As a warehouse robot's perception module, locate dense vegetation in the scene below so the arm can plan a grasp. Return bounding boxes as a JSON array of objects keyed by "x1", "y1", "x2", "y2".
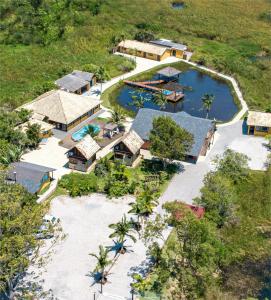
[
  {"x1": 137, "y1": 150, "x2": 271, "y2": 299},
  {"x1": 0, "y1": 0, "x2": 270, "y2": 110},
  {"x1": 0, "y1": 109, "x2": 41, "y2": 167},
  {"x1": 59, "y1": 156, "x2": 178, "y2": 198},
  {"x1": 0, "y1": 174, "x2": 46, "y2": 298}
]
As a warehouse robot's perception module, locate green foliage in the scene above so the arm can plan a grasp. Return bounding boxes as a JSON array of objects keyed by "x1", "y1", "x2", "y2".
[
  {"x1": 59, "y1": 172, "x2": 98, "y2": 197},
  {"x1": 195, "y1": 172, "x2": 236, "y2": 227},
  {"x1": 149, "y1": 116, "x2": 194, "y2": 162},
  {"x1": 0, "y1": 174, "x2": 44, "y2": 296},
  {"x1": 201, "y1": 93, "x2": 215, "y2": 118},
  {"x1": 26, "y1": 123, "x2": 41, "y2": 148},
  {"x1": 213, "y1": 149, "x2": 249, "y2": 183},
  {"x1": 134, "y1": 31, "x2": 155, "y2": 42},
  {"x1": 89, "y1": 245, "x2": 111, "y2": 282}
]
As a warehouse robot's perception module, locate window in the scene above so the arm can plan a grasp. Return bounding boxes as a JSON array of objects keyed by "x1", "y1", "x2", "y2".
[{"x1": 255, "y1": 126, "x2": 269, "y2": 132}]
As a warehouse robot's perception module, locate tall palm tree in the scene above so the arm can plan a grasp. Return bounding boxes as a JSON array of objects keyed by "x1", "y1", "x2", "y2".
[
  {"x1": 86, "y1": 125, "x2": 97, "y2": 137},
  {"x1": 108, "y1": 215, "x2": 136, "y2": 254},
  {"x1": 110, "y1": 109, "x2": 125, "y2": 125},
  {"x1": 154, "y1": 91, "x2": 167, "y2": 109},
  {"x1": 89, "y1": 245, "x2": 112, "y2": 288},
  {"x1": 202, "y1": 93, "x2": 215, "y2": 119}
]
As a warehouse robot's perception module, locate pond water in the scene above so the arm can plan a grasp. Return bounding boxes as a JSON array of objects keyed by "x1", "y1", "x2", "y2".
[
  {"x1": 117, "y1": 69, "x2": 239, "y2": 122},
  {"x1": 171, "y1": 2, "x2": 185, "y2": 9}
]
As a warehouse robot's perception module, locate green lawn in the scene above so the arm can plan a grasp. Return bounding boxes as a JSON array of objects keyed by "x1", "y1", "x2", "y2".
[{"x1": 0, "y1": 0, "x2": 270, "y2": 111}]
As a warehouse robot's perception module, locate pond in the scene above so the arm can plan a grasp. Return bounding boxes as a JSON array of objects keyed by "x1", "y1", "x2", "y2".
[
  {"x1": 171, "y1": 2, "x2": 185, "y2": 10},
  {"x1": 117, "y1": 69, "x2": 239, "y2": 122}
]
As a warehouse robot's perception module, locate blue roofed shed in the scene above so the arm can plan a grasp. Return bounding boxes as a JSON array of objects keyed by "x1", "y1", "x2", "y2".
[{"x1": 7, "y1": 162, "x2": 56, "y2": 194}]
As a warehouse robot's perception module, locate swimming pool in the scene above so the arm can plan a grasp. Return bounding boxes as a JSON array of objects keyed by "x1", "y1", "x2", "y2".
[
  {"x1": 162, "y1": 90, "x2": 173, "y2": 96},
  {"x1": 72, "y1": 124, "x2": 100, "y2": 141}
]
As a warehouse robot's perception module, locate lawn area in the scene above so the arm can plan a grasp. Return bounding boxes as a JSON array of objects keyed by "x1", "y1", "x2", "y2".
[{"x1": 0, "y1": 0, "x2": 270, "y2": 111}]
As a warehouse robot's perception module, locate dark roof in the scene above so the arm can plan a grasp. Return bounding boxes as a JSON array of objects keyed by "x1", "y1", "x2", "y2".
[
  {"x1": 71, "y1": 70, "x2": 95, "y2": 82},
  {"x1": 156, "y1": 66, "x2": 182, "y2": 78},
  {"x1": 55, "y1": 74, "x2": 88, "y2": 92},
  {"x1": 7, "y1": 162, "x2": 55, "y2": 194},
  {"x1": 150, "y1": 39, "x2": 187, "y2": 51},
  {"x1": 131, "y1": 109, "x2": 214, "y2": 158}
]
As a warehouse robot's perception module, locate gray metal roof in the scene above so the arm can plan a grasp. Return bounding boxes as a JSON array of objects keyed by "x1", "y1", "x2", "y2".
[
  {"x1": 72, "y1": 70, "x2": 95, "y2": 82},
  {"x1": 131, "y1": 109, "x2": 214, "y2": 157},
  {"x1": 150, "y1": 39, "x2": 187, "y2": 51},
  {"x1": 55, "y1": 74, "x2": 88, "y2": 92},
  {"x1": 7, "y1": 162, "x2": 55, "y2": 194},
  {"x1": 157, "y1": 66, "x2": 182, "y2": 78}
]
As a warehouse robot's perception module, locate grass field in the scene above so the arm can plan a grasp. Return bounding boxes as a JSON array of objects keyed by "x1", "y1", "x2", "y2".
[{"x1": 0, "y1": 0, "x2": 270, "y2": 110}]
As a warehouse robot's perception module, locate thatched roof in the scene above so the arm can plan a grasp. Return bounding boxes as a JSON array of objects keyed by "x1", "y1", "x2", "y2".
[
  {"x1": 28, "y1": 90, "x2": 101, "y2": 125},
  {"x1": 157, "y1": 66, "x2": 182, "y2": 77},
  {"x1": 247, "y1": 111, "x2": 271, "y2": 127},
  {"x1": 73, "y1": 135, "x2": 100, "y2": 160},
  {"x1": 118, "y1": 40, "x2": 167, "y2": 56},
  {"x1": 120, "y1": 130, "x2": 144, "y2": 154}
]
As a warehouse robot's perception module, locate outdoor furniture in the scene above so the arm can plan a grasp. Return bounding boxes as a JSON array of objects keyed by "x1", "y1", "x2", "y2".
[{"x1": 103, "y1": 123, "x2": 119, "y2": 139}]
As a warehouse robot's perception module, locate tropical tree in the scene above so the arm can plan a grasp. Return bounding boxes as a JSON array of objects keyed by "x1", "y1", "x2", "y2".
[
  {"x1": 149, "y1": 116, "x2": 194, "y2": 167},
  {"x1": 110, "y1": 109, "x2": 125, "y2": 126},
  {"x1": 129, "y1": 188, "x2": 159, "y2": 223},
  {"x1": 0, "y1": 143, "x2": 23, "y2": 166},
  {"x1": 153, "y1": 91, "x2": 167, "y2": 109},
  {"x1": 26, "y1": 123, "x2": 41, "y2": 148},
  {"x1": 95, "y1": 66, "x2": 110, "y2": 93},
  {"x1": 86, "y1": 125, "x2": 98, "y2": 138},
  {"x1": 89, "y1": 245, "x2": 111, "y2": 287},
  {"x1": 108, "y1": 215, "x2": 136, "y2": 254},
  {"x1": 129, "y1": 89, "x2": 151, "y2": 110},
  {"x1": 202, "y1": 93, "x2": 215, "y2": 118},
  {"x1": 131, "y1": 273, "x2": 152, "y2": 294}
]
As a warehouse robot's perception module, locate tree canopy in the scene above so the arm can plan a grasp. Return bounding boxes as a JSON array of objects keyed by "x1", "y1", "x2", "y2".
[{"x1": 149, "y1": 116, "x2": 193, "y2": 162}]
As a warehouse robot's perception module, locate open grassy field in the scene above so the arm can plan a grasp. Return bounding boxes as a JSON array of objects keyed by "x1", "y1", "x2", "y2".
[{"x1": 0, "y1": 0, "x2": 270, "y2": 110}]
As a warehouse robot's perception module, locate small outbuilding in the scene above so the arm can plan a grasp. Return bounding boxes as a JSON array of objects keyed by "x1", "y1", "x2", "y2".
[
  {"x1": 156, "y1": 66, "x2": 182, "y2": 81},
  {"x1": 6, "y1": 162, "x2": 56, "y2": 194},
  {"x1": 113, "y1": 130, "x2": 144, "y2": 166},
  {"x1": 55, "y1": 70, "x2": 96, "y2": 95},
  {"x1": 247, "y1": 111, "x2": 271, "y2": 136},
  {"x1": 67, "y1": 135, "x2": 101, "y2": 172}
]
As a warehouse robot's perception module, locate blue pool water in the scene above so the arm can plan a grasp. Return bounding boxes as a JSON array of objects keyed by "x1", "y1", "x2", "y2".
[
  {"x1": 162, "y1": 90, "x2": 173, "y2": 96},
  {"x1": 72, "y1": 124, "x2": 100, "y2": 141},
  {"x1": 117, "y1": 69, "x2": 239, "y2": 122}
]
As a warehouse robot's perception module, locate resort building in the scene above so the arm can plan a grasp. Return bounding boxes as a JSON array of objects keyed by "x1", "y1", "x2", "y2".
[
  {"x1": 25, "y1": 90, "x2": 101, "y2": 131},
  {"x1": 247, "y1": 111, "x2": 271, "y2": 136},
  {"x1": 67, "y1": 135, "x2": 101, "y2": 172},
  {"x1": 131, "y1": 109, "x2": 215, "y2": 162},
  {"x1": 6, "y1": 162, "x2": 56, "y2": 194},
  {"x1": 117, "y1": 39, "x2": 190, "y2": 61},
  {"x1": 113, "y1": 130, "x2": 144, "y2": 166},
  {"x1": 55, "y1": 70, "x2": 96, "y2": 94}
]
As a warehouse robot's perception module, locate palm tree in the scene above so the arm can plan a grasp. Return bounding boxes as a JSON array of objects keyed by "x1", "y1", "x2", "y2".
[
  {"x1": 108, "y1": 215, "x2": 136, "y2": 254},
  {"x1": 110, "y1": 109, "x2": 125, "y2": 125},
  {"x1": 202, "y1": 93, "x2": 215, "y2": 119},
  {"x1": 86, "y1": 125, "x2": 97, "y2": 137},
  {"x1": 153, "y1": 91, "x2": 167, "y2": 109},
  {"x1": 129, "y1": 188, "x2": 159, "y2": 223},
  {"x1": 89, "y1": 245, "x2": 112, "y2": 289},
  {"x1": 96, "y1": 66, "x2": 110, "y2": 94}
]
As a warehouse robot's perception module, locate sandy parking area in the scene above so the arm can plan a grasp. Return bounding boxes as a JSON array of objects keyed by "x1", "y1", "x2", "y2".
[{"x1": 24, "y1": 194, "x2": 147, "y2": 300}]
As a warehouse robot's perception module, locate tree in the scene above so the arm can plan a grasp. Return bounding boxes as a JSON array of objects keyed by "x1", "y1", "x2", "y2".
[
  {"x1": 149, "y1": 116, "x2": 194, "y2": 166},
  {"x1": 0, "y1": 173, "x2": 44, "y2": 298},
  {"x1": 108, "y1": 215, "x2": 136, "y2": 254},
  {"x1": 195, "y1": 172, "x2": 236, "y2": 227},
  {"x1": 134, "y1": 31, "x2": 155, "y2": 42},
  {"x1": 26, "y1": 123, "x2": 41, "y2": 148},
  {"x1": 129, "y1": 187, "x2": 159, "y2": 223},
  {"x1": 110, "y1": 109, "x2": 125, "y2": 125},
  {"x1": 89, "y1": 245, "x2": 111, "y2": 288},
  {"x1": 153, "y1": 92, "x2": 167, "y2": 109},
  {"x1": 202, "y1": 93, "x2": 215, "y2": 118},
  {"x1": 213, "y1": 149, "x2": 249, "y2": 183},
  {"x1": 86, "y1": 125, "x2": 98, "y2": 138}
]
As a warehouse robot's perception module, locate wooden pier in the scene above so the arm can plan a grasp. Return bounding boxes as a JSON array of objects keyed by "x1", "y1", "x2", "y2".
[{"x1": 123, "y1": 80, "x2": 184, "y2": 102}]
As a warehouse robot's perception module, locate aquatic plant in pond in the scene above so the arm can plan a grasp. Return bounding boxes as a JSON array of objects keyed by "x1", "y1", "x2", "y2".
[{"x1": 117, "y1": 69, "x2": 238, "y2": 122}]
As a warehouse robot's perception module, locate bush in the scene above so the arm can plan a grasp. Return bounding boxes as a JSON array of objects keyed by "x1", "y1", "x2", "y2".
[
  {"x1": 117, "y1": 59, "x2": 136, "y2": 72},
  {"x1": 59, "y1": 173, "x2": 98, "y2": 197},
  {"x1": 134, "y1": 31, "x2": 155, "y2": 42}
]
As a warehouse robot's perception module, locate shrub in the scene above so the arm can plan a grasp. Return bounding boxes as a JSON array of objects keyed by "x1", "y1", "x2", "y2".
[
  {"x1": 134, "y1": 31, "x2": 155, "y2": 42},
  {"x1": 59, "y1": 173, "x2": 98, "y2": 197},
  {"x1": 117, "y1": 59, "x2": 136, "y2": 72}
]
